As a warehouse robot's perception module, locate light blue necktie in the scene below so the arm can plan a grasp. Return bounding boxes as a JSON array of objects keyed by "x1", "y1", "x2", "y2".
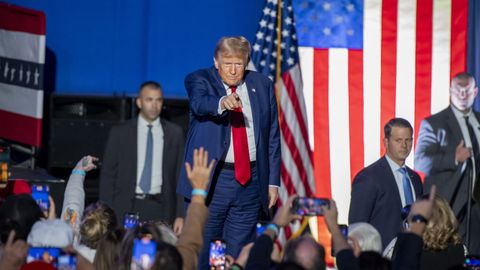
[
  {"x1": 399, "y1": 167, "x2": 414, "y2": 205},
  {"x1": 139, "y1": 124, "x2": 153, "y2": 194}
]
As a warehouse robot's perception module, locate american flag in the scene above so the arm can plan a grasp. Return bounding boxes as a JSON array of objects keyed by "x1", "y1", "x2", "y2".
[
  {"x1": 0, "y1": 3, "x2": 46, "y2": 147},
  {"x1": 251, "y1": 0, "x2": 315, "y2": 243},
  {"x1": 293, "y1": 0, "x2": 468, "y2": 259}
]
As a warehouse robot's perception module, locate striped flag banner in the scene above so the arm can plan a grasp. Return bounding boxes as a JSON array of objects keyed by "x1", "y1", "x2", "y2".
[
  {"x1": 0, "y1": 3, "x2": 46, "y2": 147},
  {"x1": 294, "y1": 0, "x2": 468, "y2": 258},
  {"x1": 251, "y1": 0, "x2": 315, "y2": 246}
]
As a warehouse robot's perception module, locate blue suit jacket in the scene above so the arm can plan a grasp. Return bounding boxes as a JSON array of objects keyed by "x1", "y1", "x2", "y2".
[
  {"x1": 348, "y1": 156, "x2": 423, "y2": 248},
  {"x1": 176, "y1": 66, "x2": 281, "y2": 211}
]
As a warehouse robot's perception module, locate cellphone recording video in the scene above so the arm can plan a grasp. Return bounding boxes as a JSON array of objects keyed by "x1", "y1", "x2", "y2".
[
  {"x1": 124, "y1": 212, "x2": 140, "y2": 229},
  {"x1": 331, "y1": 224, "x2": 348, "y2": 257},
  {"x1": 292, "y1": 197, "x2": 330, "y2": 216},
  {"x1": 58, "y1": 252, "x2": 77, "y2": 270},
  {"x1": 131, "y1": 237, "x2": 157, "y2": 270},
  {"x1": 465, "y1": 255, "x2": 480, "y2": 269},
  {"x1": 31, "y1": 184, "x2": 50, "y2": 212},
  {"x1": 256, "y1": 222, "x2": 268, "y2": 237},
  {"x1": 27, "y1": 247, "x2": 62, "y2": 267},
  {"x1": 209, "y1": 239, "x2": 226, "y2": 270}
]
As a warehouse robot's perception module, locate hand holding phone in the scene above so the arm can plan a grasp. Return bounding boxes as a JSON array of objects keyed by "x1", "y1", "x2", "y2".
[
  {"x1": 209, "y1": 239, "x2": 226, "y2": 270},
  {"x1": 292, "y1": 197, "x2": 330, "y2": 216}
]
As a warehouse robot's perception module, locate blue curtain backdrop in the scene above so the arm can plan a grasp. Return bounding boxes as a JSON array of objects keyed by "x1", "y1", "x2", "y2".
[
  {"x1": 4, "y1": 0, "x2": 265, "y2": 97},
  {"x1": 470, "y1": 0, "x2": 480, "y2": 111}
]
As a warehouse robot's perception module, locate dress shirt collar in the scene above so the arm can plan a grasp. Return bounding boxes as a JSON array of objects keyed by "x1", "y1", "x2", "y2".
[
  {"x1": 385, "y1": 154, "x2": 405, "y2": 172},
  {"x1": 138, "y1": 115, "x2": 161, "y2": 128},
  {"x1": 451, "y1": 104, "x2": 473, "y2": 118}
]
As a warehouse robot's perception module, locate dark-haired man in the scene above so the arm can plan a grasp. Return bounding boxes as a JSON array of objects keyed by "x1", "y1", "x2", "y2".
[
  {"x1": 100, "y1": 81, "x2": 184, "y2": 233},
  {"x1": 415, "y1": 72, "x2": 480, "y2": 253},
  {"x1": 349, "y1": 118, "x2": 423, "y2": 248}
]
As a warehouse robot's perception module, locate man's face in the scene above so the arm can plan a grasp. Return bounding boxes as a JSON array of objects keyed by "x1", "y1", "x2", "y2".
[
  {"x1": 136, "y1": 87, "x2": 163, "y2": 122},
  {"x1": 450, "y1": 77, "x2": 478, "y2": 112},
  {"x1": 384, "y1": 126, "x2": 413, "y2": 166},
  {"x1": 214, "y1": 54, "x2": 246, "y2": 86}
]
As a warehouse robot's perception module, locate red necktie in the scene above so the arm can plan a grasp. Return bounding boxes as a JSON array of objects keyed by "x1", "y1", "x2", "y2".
[{"x1": 230, "y1": 86, "x2": 251, "y2": 185}]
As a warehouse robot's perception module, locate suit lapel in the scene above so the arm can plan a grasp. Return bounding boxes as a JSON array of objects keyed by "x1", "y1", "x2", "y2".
[
  {"x1": 446, "y1": 107, "x2": 464, "y2": 143},
  {"x1": 160, "y1": 119, "x2": 169, "y2": 187},
  {"x1": 130, "y1": 119, "x2": 139, "y2": 190},
  {"x1": 210, "y1": 67, "x2": 228, "y2": 96},
  {"x1": 245, "y1": 72, "x2": 260, "y2": 146}
]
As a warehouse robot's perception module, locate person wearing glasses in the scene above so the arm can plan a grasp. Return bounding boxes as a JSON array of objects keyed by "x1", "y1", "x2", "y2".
[
  {"x1": 349, "y1": 118, "x2": 423, "y2": 249},
  {"x1": 415, "y1": 72, "x2": 480, "y2": 254}
]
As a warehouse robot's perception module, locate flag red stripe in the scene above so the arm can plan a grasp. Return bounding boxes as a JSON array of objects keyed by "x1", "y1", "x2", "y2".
[
  {"x1": 313, "y1": 49, "x2": 332, "y2": 198},
  {"x1": 0, "y1": 2, "x2": 46, "y2": 35},
  {"x1": 348, "y1": 50, "x2": 364, "y2": 181},
  {"x1": 450, "y1": 0, "x2": 468, "y2": 79},
  {"x1": 380, "y1": 0, "x2": 398, "y2": 155},
  {"x1": 414, "y1": 0, "x2": 433, "y2": 148},
  {"x1": 280, "y1": 162, "x2": 299, "y2": 195},
  {"x1": 282, "y1": 72, "x2": 314, "y2": 163},
  {"x1": 279, "y1": 109, "x2": 314, "y2": 196},
  {"x1": 0, "y1": 110, "x2": 42, "y2": 147}
]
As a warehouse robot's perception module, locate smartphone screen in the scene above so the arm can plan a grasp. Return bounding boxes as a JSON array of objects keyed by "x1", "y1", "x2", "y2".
[
  {"x1": 131, "y1": 237, "x2": 157, "y2": 270},
  {"x1": 27, "y1": 247, "x2": 62, "y2": 267},
  {"x1": 465, "y1": 255, "x2": 480, "y2": 268},
  {"x1": 209, "y1": 239, "x2": 226, "y2": 270},
  {"x1": 31, "y1": 184, "x2": 50, "y2": 212},
  {"x1": 58, "y1": 252, "x2": 77, "y2": 270},
  {"x1": 256, "y1": 222, "x2": 268, "y2": 237},
  {"x1": 124, "y1": 212, "x2": 140, "y2": 229},
  {"x1": 292, "y1": 197, "x2": 330, "y2": 216}
]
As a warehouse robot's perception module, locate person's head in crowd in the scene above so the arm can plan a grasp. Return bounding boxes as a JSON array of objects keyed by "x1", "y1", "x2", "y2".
[
  {"x1": 422, "y1": 194, "x2": 462, "y2": 251},
  {"x1": 79, "y1": 201, "x2": 117, "y2": 250},
  {"x1": 27, "y1": 219, "x2": 73, "y2": 247},
  {"x1": 358, "y1": 251, "x2": 391, "y2": 270},
  {"x1": 383, "y1": 118, "x2": 413, "y2": 166},
  {"x1": 94, "y1": 228, "x2": 125, "y2": 270},
  {"x1": 0, "y1": 194, "x2": 43, "y2": 244},
  {"x1": 213, "y1": 36, "x2": 250, "y2": 86},
  {"x1": 118, "y1": 222, "x2": 182, "y2": 270},
  {"x1": 283, "y1": 235, "x2": 326, "y2": 270},
  {"x1": 450, "y1": 72, "x2": 478, "y2": 113},
  {"x1": 348, "y1": 222, "x2": 383, "y2": 257},
  {"x1": 155, "y1": 221, "x2": 178, "y2": 245},
  {"x1": 136, "y1": 81, "x2": 164, "y2": 123}
]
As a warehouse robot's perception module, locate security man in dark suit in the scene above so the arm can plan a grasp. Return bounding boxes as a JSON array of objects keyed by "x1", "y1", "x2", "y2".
[
  {"x1": 349, "y1": 118, "x2": 423, "y2": 248},
  {"x1": 99, "y1": 81, "x2": 185, "y2": 234}
]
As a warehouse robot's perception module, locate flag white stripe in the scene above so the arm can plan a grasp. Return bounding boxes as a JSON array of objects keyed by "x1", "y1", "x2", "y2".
[
  {"x1": 0, "y1": 82, "x2": 43, "y2": 118},
  {"x1": 396, "y1": 0, "x2": 417, "y2": 168},
  {"x1": 288, "y1": 65, "x2": 309, "y2": 128},
  {"x1": 0, "y1": 30, "x2": 46, "y2": 64},
  {"x1": 430, "y1": 0, "x2": 452, "y2": 114},
  {"x1": 328, "y1": 49, "x2": 351, "y2": 224},
  {"x1": 363, "y1": 0, "x2": 382, "y2": 166},
  {"x1": 280, "y1": 134, "x2": 307, "y2": 196},
  {"x1": 298, "y1": 47, "x2": 315, "y2": 151}
]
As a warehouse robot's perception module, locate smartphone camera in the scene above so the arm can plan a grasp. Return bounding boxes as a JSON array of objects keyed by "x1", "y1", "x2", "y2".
[
  {"x1": 124, "y1": 212, "x2": 140, "y2": 229},
  {"x1": 131, "y1": 237, "x2": 157, "y2": 270},
  {"x1": 31, "y1": 184, "x2": 50, "y2": 212},
  {"x1": 292, "y1": 197, "x2": 330, "y2": 216},
  {"x1": 209, "y1": 239, "x2": 226, "y2": 270}
]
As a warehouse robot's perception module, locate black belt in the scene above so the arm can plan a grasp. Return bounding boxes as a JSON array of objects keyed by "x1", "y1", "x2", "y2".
[
  {"x1": 219, "y1": 161, "x2": 256, "y2": 170},
  {"x1": 135, "y1": 193, "x2": 161, "y2": 200}
]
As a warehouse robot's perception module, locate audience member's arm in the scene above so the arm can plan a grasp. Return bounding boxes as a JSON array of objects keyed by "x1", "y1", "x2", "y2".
[
  {"x1": 176, "y1": 147, "x2": 214, "y2": 270},
  {"x1": 0, "y1": 231, "x2": 28, "y2": 270},
  {"x1": 60, "y1": 156, "x2": 98, "y2": 231},
  {"x1": 322, "y1": 200, "x2": 360, "y2": 270},
  {"x1": 244, "y1": 195, "x2": 301, "y2": 270}
]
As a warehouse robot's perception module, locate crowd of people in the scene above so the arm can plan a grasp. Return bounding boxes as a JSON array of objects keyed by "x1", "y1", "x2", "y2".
[{"x1": 0, "y1": 36, "x2": 479, "y2": 270}]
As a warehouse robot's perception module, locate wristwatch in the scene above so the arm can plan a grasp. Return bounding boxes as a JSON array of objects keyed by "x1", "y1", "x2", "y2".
[{"x1": 410, "y1": 214, "x2": 428, "y2": 224}]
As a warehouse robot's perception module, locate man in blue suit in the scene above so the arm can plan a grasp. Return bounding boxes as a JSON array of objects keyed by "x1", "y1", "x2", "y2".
[
  {"x1": 349, "y1": 118, "x2": 423, "y2": 248},
  {"x1": 176, "y1": 36, "x2": 280, "y2": 269}
]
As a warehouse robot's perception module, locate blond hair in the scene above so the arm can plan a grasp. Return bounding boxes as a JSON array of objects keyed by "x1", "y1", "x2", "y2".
[
  {"x1": 422, "y1": 195, "x2": 462, "y2": 250},
  {"x1": 214, "y1": 36, "x2": 251, "y2": 63}
]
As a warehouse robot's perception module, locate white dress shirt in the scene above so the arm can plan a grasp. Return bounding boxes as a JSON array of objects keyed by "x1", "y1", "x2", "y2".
[
  {"x1": 136, "y1": 115, "x2": 164, "y2": 194},
  {"x1": 218, "y1": 81, "x2": 256, "y2": 162},
  {"x1": 385, "y1": 154, "x2": 417, "y2": 207}
]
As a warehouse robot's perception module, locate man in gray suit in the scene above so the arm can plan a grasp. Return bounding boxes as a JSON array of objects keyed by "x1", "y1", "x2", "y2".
[
  {"x1": 99, "y1": 81, "x2": 184, "y2": 234},
  {"x1": 415, "y1": 72, "x2": 480, "y2": 254}
]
